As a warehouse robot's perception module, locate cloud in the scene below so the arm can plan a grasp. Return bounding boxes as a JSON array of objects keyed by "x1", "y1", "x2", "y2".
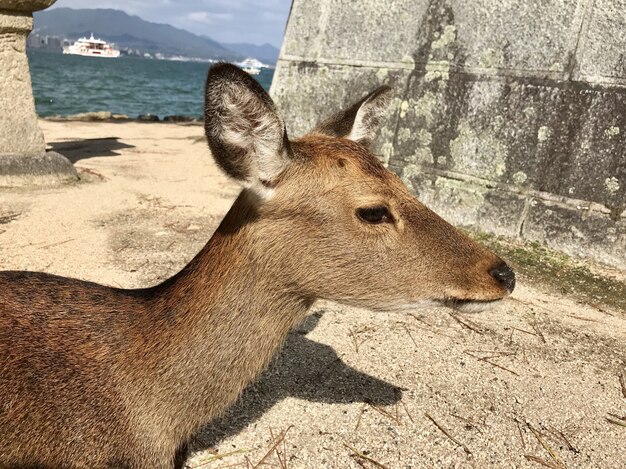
[
  {"x1": 187, "y1": 11, "x2": 209, "y2": 23},
  {"x1": 50, "y1": 0, "x2": 291, "y2": 47},
  {"x1": 187, "y1": 11, "x2": 233, "y2": 25}
]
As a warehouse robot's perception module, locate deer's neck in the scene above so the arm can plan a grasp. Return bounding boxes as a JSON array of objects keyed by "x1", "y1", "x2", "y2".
[{"x1": 127, "y1": 192, "x2": 311, "y2": 442}]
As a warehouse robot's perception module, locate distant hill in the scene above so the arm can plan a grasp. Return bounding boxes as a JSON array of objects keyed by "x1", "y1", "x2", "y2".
[
  {"x1": 33, "y1": 8, "x2": 242, "y2": 60},
  {"x1": 222, "y1": 42, "x2": 280, "y2": 65}
]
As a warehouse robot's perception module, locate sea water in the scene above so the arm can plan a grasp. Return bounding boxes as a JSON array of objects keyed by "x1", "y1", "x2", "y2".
[{"x1": 28, "y1": 50, "x2": 275, "y2": 118}]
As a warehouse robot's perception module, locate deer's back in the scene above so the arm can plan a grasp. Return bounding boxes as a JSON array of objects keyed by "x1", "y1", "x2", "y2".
[{"x1": 0, "y1": 271, "x2": 151, "y2": 467}]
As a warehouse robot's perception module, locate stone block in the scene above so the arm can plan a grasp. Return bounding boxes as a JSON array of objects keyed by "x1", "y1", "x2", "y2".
[
  {"x1": 575, "y1": 0, "x2": 626, "y2": 85},
  {"x1": 399, "y1": 168, "x2": 526, "y2": 238},
  {"x1": 523, "y1": 198, "x2": 626, "y2": 269},
  {"x1": 282, "y1": 0, "x2": 429, "y2": 64}
]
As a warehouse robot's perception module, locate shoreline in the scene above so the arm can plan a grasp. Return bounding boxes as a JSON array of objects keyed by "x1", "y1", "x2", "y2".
[{"x1": 42, "y1": 112, "x2": 203, "y2": 123}]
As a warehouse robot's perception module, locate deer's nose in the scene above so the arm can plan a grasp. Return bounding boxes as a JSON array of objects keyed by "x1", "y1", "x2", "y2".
[{"x1": 489, "y1": 262, "x2": 516, "y2": 293}]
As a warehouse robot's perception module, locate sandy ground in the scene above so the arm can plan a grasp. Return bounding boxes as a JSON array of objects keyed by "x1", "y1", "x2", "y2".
[{"x1": 1, "y1": 120, "x2": 624, "y2": 469}]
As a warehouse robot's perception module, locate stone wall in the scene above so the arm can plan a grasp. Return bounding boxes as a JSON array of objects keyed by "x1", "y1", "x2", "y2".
[{"x1": 270, "y1": 0, "x2": 626, "y2": 269}]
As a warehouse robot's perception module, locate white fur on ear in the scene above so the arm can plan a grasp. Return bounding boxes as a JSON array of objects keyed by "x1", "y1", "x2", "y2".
[
  {"x1": 311, "y1": 86, "x2": 393, "y2": 147},
  {"x1": 220, "y1": 83, "x2": 290, "y2": 185},
  {"x1": 347, "y1": 88, "x2": 393, "y2": 145},
  {"x1": 204, "y1": 63, "x2": 292, "y2": 199}
]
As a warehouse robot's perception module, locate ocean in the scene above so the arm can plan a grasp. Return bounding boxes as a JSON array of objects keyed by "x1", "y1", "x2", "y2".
[{"x1": 27, "y1": 50, "x2": 275, "y2": 118}]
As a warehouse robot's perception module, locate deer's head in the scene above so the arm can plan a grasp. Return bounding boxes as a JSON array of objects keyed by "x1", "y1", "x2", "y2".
[{"x1": 204, "y1": 64, "x2": 514, "y2": 313}]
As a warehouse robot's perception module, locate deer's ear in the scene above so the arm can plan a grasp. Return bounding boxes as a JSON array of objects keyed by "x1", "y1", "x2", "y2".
[
  {"x1": 312, "y1": 86, "x2": 392, "y2": 147},
  {"x1": 204, "y1": 63, "x2": 291, "y2": 195}
]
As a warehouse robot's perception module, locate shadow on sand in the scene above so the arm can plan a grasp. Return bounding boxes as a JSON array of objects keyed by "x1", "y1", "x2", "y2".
[
  {"x1": 47, "y1": 138, "x2": 135, "y2": 163},
  {"x1": 194, "y1": 311, "x2": 402, "y2": 449}
]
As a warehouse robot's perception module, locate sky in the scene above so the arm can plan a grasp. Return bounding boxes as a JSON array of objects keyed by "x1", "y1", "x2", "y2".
[{"x1": 50, "y1": 0, "x2": 292, "y2": 47}]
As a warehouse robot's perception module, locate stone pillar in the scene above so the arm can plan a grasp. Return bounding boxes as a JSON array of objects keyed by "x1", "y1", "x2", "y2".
[{"x1": 0, "y1": 0, "x2": 76, "y2": 186}]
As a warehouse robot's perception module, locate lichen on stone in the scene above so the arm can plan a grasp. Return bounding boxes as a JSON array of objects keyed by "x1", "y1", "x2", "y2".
[
  {"x1": 537, "y1": 126, "x2": 551, "y2": 142},
  {"x1": 413, "y1": 147, "x2": 433, "y2": 165},
  {"x1": 479, "y1": 48, "x2": 503, "y2": 68},
  {"x1": 449, "y1": 120, "x2": 507, "y2": 179},
  {"x1": 401, "y1": 55, "x2": 414, "y2": 66},
  {"x1": 512, "y1": 171, "x2": 528, "y2": 184},
  {"x1": 523, "y1": 106, "x2": 536, "y2": 119},
  {"x1": 416, "y1": 128, "x2": 432, "y2": 147},
  {"x1": 397, "y1": 127, "x2": 412, "y2": 143},
  {"x1": 604, "y1": 176, "x2": 620, "y2": 194},
  {"x1": 399, "y1": 100, "x2": 409, "y2": 118},
  {"x1": 376, "y1": 67, "x2": 389, "y2": 82},
  {"x1": 424, "y1": 68, "x2": 450, "y2": 82},
  {"x1": 413, "y1": 92, "x2": 437, "y2": 126},
  {"x1": 431, "y1": 25, "x2": 457, "y2": 50}
]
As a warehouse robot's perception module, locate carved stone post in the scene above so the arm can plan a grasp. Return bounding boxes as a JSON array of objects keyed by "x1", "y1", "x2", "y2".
[{"x1": 0, "y1": 0, "x2": 76, "y2": 186}]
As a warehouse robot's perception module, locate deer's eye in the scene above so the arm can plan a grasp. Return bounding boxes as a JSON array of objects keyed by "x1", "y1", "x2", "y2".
[{"x1": 357, "y1": 206, "x2": 393, "y2": 224}]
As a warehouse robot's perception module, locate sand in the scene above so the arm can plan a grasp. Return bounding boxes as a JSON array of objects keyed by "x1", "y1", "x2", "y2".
[{"x1": 0, "y1": 120, "x2": 624, "y2": 468}]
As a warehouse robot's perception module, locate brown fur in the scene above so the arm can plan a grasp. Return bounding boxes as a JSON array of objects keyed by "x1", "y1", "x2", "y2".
[{"x1": 0, "y1": 64, "x2": 513, "y2": 468}]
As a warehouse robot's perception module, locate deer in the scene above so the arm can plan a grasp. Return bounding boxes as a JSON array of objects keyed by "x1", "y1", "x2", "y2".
[{"x1": 0, "y1": 63, "x2": 515, "y2": 469}]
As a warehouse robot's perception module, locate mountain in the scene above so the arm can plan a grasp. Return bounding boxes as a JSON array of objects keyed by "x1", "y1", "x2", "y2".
[
  {"x1": 33, "y1": 8, "x2": 242, "y2": 60},
  {"x1": 222, "y1": 42, "x2": 280, "y2": 65}
]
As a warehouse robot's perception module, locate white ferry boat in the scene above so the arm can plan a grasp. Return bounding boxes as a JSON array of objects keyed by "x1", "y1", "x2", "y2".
[
  {"x1": 63, "y1": 34, "x2": 120, "y2": 58},
  {"x1": 238, "y1": 58, "x2": 264, "y2": 75}
]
